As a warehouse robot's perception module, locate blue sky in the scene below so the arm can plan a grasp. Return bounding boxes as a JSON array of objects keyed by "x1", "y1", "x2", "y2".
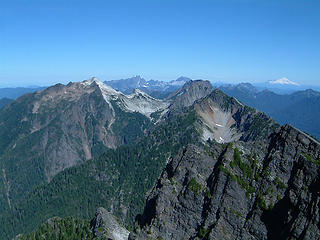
[{"x1": 0, "y1": 0, "x2": 319, "y2": 87}]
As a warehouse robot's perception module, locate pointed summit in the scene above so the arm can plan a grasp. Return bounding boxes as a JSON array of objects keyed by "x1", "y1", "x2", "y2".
[{"x1": 168, "y1": 80, "x2": 213, "y2": 109}]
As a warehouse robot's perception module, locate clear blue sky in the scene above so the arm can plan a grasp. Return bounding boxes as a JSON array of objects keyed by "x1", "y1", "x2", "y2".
[{"x1": 1, "y1": 0, "x2": 319, "y2": 87}]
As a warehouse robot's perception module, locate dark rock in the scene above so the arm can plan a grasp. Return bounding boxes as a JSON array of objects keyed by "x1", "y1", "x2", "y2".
[
  {"x1": 168, "y1": 80, "x2": 213, "y2": 109},
  {"x1": 134, "y1": 124, "x2": 320, "y2": 239}
]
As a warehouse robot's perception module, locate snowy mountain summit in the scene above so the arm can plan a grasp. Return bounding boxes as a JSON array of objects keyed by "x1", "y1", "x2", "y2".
[{"x1": 269, "y1": 77, "x2": 300, "y2": 86}]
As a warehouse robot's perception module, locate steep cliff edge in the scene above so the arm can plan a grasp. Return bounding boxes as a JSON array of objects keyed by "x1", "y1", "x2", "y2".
[{"x1": 131, "y1": 124, "x2": 320, "y2": 239}]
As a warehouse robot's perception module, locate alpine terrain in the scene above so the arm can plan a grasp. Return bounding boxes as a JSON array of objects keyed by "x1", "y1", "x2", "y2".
[
  {"x1": 0, "y1": 78, "x2": 319, "y2": 240},
  {"x1": 219, "y1": 83, "x2": 320, "y2": 140}
]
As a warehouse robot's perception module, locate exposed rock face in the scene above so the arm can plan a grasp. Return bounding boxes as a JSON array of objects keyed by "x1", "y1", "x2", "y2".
[
  {"x1": 31, "y1": 81, "x2": 117, "y2": 178},
  {"x1": 131, "y1": 124, "x2": 320, "y2": 239},
  {"x1": 195, "y1": 89, "x2": 278, "y2": 144},
  {"x1": 91, "y1": 207, "x2": 130, "y2": 240},
  {"x1": 0, "y1": 78, "x2": 169, "y2": 210},
  {"x1": 168, "y1": 80, "x2": 213, "y2": 109}
]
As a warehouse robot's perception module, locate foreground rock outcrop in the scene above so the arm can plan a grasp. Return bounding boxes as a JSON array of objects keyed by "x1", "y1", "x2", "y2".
[{"x1": 130, "y1": 124, "x2": 320, "y2": 239}]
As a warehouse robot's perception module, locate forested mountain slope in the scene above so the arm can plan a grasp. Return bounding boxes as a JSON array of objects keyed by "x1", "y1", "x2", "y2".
[{"x1": 0, "y1": 98, "x2": 13, "y2": 109}]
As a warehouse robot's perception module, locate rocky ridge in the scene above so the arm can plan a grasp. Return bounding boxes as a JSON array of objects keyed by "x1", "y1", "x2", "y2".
[
  {"x1": 130, "y1": 123, "x2": 320, "y2": 239},
  {"x1": 168, "y1": 80, "x2": 213, "y2": 109}
]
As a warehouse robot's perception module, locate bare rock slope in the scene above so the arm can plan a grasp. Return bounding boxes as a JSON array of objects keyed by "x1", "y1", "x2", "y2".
[
  {"x1": 130, "y1": 125, "x2": 320, "y2": 239},
  {"x1": 128, "y1": 85, "x2": 320, "y2": 240}
]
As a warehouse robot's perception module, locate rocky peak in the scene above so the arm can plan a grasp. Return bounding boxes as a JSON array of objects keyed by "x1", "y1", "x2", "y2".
[
  {"x1": 235, "y1": 82, "x2": 258, "y2": 93},
  {"x1": 169, "y1": 76, "x2": 192, "y2": 86},
  {"x1": 104, "y1": 75, "x2": 147, "y2": 93},
  {"x1": 131, "y1": 88, "x2": 153, "y2": 98},
  {"x1": 168, "y1": 80, "x2": 213, "y2": 109},
  {"x1": 131, "y1": 120, "x2": 320, "y2": 239},
  {"x1": 194, "y1": 89, "x2": 278, "y2": 143},
  {"x1": 131, "y1": 75, "x2": 145, "y2": 82}
]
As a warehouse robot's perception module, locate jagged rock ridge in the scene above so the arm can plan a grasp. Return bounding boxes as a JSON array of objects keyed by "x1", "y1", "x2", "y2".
[{"x1": 131, "y1": 123, "x2": 320, "y2": 239}]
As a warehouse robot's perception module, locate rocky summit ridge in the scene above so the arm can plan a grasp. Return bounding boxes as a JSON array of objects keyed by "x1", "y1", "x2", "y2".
[{"x1": 130, "y1": 123, "x2": 320, "y2": 239}]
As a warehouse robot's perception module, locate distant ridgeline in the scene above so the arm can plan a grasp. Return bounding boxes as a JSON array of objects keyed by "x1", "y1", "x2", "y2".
[
  {"x1": 0, "y1": 98, "x2": 13, "y2": 109},
  {"x1": 218, "y1": 83, "x2": 320, "y2": 140},
  {"x1": 0, "y1": 86, "x2": 45, "y2": 99}
]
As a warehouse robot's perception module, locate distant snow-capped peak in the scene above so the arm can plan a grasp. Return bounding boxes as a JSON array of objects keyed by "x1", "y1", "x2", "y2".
[{"x1": 269, "y1": 77, "x2": 300, "y2": 86}]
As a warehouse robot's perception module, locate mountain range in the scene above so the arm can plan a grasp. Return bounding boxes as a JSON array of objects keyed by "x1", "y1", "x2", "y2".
[
  {"x1": 0, "y1": 78, "x2": 319, "y2": 239},
  {"x1": 104, "y1": 75, "x2": 191, "y2": 98},
  {"x1": 251, "y1": 77, "x2": 320, "y2": 94},
  {"x1": 218, "y1": 83, "x2": 320, "y2": 140},
  {"x1": 0, "y1": 86, "x2": 45, "y2": 100},
  {"x1": 0, "y1": 98, "x2": 13, "y2": 109}
]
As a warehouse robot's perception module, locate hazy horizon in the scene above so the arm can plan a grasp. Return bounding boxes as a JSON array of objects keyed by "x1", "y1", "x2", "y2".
[{"x1": 1, "y1": 75, "x2": 320, "y2": 89}]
